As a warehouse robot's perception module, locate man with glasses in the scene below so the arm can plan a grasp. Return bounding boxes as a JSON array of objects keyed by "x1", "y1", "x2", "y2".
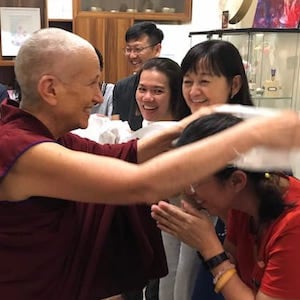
[{"x1": 112, "y1": 22, "x2": 164, "y2": 131}]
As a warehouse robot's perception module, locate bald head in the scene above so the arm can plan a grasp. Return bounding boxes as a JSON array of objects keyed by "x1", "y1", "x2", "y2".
[{"x1": 15, "y1": 28, "x2": 96, "y2": 102}]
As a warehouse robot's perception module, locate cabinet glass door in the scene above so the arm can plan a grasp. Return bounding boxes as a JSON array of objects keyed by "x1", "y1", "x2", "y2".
[
  {"x1": 248, "y1": 32, "x2": 297, "y2": 109},
  {"x1": 80, "y1": 0, "x2": 184, "y2": 13}
]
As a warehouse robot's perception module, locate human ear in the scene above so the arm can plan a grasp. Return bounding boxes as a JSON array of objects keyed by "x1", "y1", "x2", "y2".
[
  {"x1": 154, "y1": 43, "x2": 162, "y2": 57},
  {"x1": 37, "y1": 74, "x2": 59, "y2": 106},
  {"x1": 230, "y1": 75, "x2": 242, "y2": 98},
  {"x1": 230, "y1": 170, "x2": 247, "y2": 193}
]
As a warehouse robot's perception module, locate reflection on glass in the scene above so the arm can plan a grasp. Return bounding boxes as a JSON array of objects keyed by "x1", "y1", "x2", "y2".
[{"x1": 80, "y1": 0, "x2": 184, "y2": 13}]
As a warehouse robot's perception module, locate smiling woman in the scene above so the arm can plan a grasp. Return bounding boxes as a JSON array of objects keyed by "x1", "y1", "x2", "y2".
[
  {"x1": 135, "y1": 57, "x2": 193, "y2": 300},
  {"x1": 136, "y1": 57, "x2": 190, "y2": 123},
  {"x1": 73, "y1": 58, "x2": 191, "y2": 144},
  {"x1": 174, "y1": 39, "x2": 254, "y2": 300},
  {"x1": 16, "y1": 29, "x2": 103, "y2": 136},
  {"x1": 181, "y1": 39, "x2": 253, "y2": 113},
  {"x1": 112, "y1": 22, "x2": 164, "y2": 131}
]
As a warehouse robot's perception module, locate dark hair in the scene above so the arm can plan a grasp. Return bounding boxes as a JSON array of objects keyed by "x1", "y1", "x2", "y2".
[
  {"x1": 181, "y1": 40, "x2": 253, "y2": 106},
  {"x1": 125, "y1": 22, "x2": 164, "y2": 46},
  {"x1": 94, "y1": 47, "x2": 104, "y2": 70},
  {"x1": 137, "y1": 57, "x2": 191, "y2": 120},
  {"x1": 177, "y1": 113, "x2": 291, "y2": 224}
]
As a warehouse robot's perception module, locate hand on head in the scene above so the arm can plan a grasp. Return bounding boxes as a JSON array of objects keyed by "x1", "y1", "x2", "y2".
[
  {"x1": 178, "y1": 105, "x2": 217, "y2": 132},
  {"x1": 181, "y1": 107, "x2": 300, "y2": 151}
]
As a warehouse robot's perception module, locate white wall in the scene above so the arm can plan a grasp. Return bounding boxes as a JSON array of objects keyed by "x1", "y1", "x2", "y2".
[
  {"x1": 157, "y1": 0, "x2": 221, "y2": 64},
  {"x1": 47, "y1": 0, "x2": 72, "y2": 19}
]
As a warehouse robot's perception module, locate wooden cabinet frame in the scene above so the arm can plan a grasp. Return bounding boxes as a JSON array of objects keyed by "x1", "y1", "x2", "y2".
[
  {"x1": 0, "y1": 0, "x2": 48, "y2": 86},
  {"x1": 73, "y1": 0, "x2": 192, "y2": 22},
  {"x1": 73, "y1": 0, "x2": 192, "y2": 83}
]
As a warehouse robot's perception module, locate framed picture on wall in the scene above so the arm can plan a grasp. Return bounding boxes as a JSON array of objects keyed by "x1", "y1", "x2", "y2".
[{"x1": 0, "y1": 7, "x2": 41, "y2": 57}]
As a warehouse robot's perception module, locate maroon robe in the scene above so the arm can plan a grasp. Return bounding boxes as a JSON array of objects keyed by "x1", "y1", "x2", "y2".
[{"x1": 0, "y1": 100, "x2": 167, "y2": 300}]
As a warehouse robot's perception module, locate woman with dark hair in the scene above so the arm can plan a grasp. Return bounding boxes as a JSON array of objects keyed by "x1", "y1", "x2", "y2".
[
  {"x1": 152, "y1": 112, "x2": 300, "y2": 300},
  {"x1": 136, "y1": 57, "x2": 191, "y2": 123},
  {"x1": 159, "y1": 40, "x2": 254, "y2": 300},
  {"x1": 129, "y1": 57, "x2": 190, "y2": 300},
  {"x1": 181, "y1": 39, "x2": 253, "y2": 111}
]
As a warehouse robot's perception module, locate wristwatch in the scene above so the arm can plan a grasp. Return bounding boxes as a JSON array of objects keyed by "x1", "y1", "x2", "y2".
[{"x1": 204, "y1": 251, "x2": 229, "y2": 270}]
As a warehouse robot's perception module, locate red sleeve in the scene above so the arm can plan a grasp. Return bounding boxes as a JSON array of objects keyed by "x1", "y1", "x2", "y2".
[{"x1": 260, "y1": 208, "x2": 300, "y2": 298}]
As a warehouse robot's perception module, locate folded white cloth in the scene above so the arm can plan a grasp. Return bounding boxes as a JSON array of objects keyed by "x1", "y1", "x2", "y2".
[
  {"x1": 215, "y1": 104, "x2": 300, "y2": 172},
  {"x1": 72, "y1": 114, "x2": 133, "y2": 144},
  {"x1": 215, "y1": 104, "x2": 281, "y2": 118},
  {"x1": 72, "y1": 115, "x2": 177, "y2": 144}
]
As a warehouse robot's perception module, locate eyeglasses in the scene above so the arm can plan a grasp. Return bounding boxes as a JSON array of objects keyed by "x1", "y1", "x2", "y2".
[{"x1": 123, "y1": 43, "x2": 158, "y2": 55}]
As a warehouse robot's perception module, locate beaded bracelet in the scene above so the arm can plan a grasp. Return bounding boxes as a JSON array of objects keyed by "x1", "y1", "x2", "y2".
[
  {"x1": 213, "y1": 264, "x2": 236, "y2": 285},
  {"x1": 214, "y1": 268, "x2": 237, "y2": 293}
]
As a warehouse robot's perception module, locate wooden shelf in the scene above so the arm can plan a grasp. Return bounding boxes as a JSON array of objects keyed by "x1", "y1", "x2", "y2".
[
  {"x1": 0, "y1": 60, "x2": 15, "y2": 67},
  {"x1": 76, "y1": 0, "x2": 192, "y2": 22},
  {"x1": 252, "y1": 96, "x2": 293, "y2": 100},
  {"x1": 76, "y1": 10, "x2": 190, "y2": 22}
]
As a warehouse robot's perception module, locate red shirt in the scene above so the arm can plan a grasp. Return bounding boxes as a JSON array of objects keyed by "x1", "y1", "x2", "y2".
[{"x1": 227, "y1": 176, "x2": 300, "y2": 298}]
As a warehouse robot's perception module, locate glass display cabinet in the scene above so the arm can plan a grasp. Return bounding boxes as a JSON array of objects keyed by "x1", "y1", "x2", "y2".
[
  {"x1": 189, "y1": 28, "x2": 300, "y2": 111},
  {"x1": 75, "y1": 0, "x2": 192, "y2": 21}
]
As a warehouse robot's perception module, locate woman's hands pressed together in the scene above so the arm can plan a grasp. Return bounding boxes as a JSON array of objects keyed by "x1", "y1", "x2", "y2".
[{"x1": 151, "y1": 200, "x2": 224, "y2": 260}]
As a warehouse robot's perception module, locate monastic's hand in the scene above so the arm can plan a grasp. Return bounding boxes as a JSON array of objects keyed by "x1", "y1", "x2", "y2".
[
  {"x1": 151, "y1": 200, "x2": 223, "y2": 259},
  {"x1": 178, "y1": 105, "x2": 216, "y2": 130},
  {"x1": 239, "y1": 110, "x2": 300, "y2": 149}
]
